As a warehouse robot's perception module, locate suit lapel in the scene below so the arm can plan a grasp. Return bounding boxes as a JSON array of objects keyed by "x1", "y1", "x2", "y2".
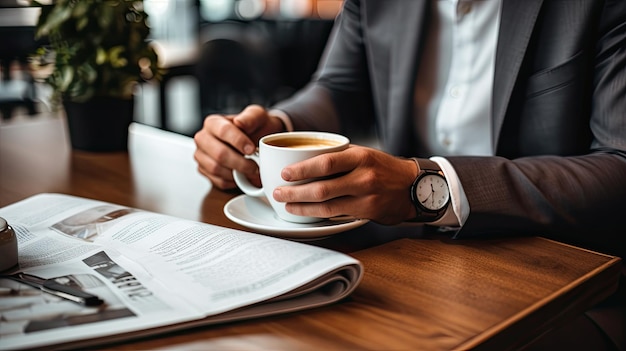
[
  {"x1": 492, "y1": 0, "x2": 544, "y2": 149},
  {"x1": 385, "y1": 1, "x2": 428, "y2": 156}
]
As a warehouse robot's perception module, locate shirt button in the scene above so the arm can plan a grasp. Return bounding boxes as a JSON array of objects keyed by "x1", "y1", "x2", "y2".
[
  {"x1": 450, "y1": 86, "x2": 460, "y2": 98},
  {"x1": 441, "y1": 137, "x2": 452, "y2": 147},
  {"x1": 458, "y1": 2, "x2": 472, "y2": 16}
]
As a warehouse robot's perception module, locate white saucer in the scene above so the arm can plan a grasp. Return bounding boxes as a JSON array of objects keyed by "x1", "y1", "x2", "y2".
[{"x1": 224, "y1": 195, "x2": 368, "y2": 239}]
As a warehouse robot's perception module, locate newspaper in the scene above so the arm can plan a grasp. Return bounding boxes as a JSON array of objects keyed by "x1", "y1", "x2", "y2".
[{"x1": 0, "y1": 193, "x2": 363, "y2": 350}]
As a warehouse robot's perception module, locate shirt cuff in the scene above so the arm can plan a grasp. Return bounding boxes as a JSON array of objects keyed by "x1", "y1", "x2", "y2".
[
  {"x1": 429, "y1": 156, "x2": 470, "y2": 228},
  {"x1": 268, "y1": 109, "x2": 294, "y2": 132}
]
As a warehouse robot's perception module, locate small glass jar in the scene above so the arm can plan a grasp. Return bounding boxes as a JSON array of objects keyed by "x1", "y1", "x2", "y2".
[{"x1": 0, "y1": 217, "x2": 18, "y2": 272}]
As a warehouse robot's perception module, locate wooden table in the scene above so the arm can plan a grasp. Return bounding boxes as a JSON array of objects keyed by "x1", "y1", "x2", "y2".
[{"x1": 0, "y1": 115, "x2": 621, "y2": 350}]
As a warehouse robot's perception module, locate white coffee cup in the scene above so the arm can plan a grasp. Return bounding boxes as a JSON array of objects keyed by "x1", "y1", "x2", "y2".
[
  {"x1": 0, "y1": 217, "x2": 18, "y2": 272},
  {"x1": 233, "y1": 131, "x2": 349, "y2": 223}
]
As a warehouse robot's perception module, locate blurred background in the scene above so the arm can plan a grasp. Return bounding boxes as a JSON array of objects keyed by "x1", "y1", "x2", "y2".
[{"x1": 0, "y1": 0, "x2": 342, "y2": 136}]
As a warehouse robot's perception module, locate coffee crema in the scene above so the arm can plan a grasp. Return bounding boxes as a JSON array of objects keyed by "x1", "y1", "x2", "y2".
[{"x1": 266, "y1": 137, "x2": 342, "y2": 149}]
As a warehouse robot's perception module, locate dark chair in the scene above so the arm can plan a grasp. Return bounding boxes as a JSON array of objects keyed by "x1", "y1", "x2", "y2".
[
  {"x1": 195, "y1": 21, "x2": 280, "y2": 117},
  {"x1": 0, "y1": 3, "x2": 39, "y2": 120}
]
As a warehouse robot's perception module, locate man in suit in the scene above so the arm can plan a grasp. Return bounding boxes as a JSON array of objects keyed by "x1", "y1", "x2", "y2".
[{"x1": 194, "y1": 1, "x2": 625, "y2": 349}]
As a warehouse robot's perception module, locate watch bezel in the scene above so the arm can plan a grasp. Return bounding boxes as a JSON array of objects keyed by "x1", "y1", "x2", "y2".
[
  {"x1": 412, "y1": 172, "x2": 450, "y2": 212},
  {"x1": 409, "y1": 160, "x2": 450, "y2": 222}
]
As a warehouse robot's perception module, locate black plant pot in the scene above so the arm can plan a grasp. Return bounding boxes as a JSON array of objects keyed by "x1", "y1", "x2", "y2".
[{"x1": 63, "y1": 97, "x2": 134, "y2": 152}]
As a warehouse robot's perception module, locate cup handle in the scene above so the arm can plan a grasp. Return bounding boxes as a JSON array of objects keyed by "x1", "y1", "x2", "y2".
[{"x1": 232, "y1": 153, "x2": 265, "y2": 197}]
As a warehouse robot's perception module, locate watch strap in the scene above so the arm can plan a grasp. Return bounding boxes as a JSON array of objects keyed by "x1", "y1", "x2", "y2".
[{"x1": 412, "y1": 158, "x2": 441, "y2": 174}]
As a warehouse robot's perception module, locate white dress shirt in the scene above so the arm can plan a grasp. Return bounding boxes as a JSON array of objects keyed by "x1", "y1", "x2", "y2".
[{"x1": 418, "y1": 0, "x2": 502, "y2": 228}]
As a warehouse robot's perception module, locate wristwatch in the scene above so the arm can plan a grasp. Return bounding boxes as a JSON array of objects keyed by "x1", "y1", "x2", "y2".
[{"x1": 409, "y1": 158, "x2": 450, "y2": 222}]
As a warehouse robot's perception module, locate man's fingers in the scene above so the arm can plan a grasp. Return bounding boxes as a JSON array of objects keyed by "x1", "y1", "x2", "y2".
[
  {"x1": 204, "y1": 114, "x2": 256, "y2": 155},
  {"x1": 281, "y1": 146, "x2": 360, "y2": 182},
  {"x1": 283, "y1": 195, "x2": 359, "y2": 219},
  {"x1": 233, "y1": 105, "x2": 266, "y2": 134}
]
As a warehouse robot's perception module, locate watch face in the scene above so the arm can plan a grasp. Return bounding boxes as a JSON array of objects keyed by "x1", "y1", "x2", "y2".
[{"x1": 416, "y1": 174, "x2": 450, "y2": 211}]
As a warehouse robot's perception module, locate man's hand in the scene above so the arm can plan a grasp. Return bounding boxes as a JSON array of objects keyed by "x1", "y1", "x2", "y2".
[
  {"x1": 193, "y1": 105, "x2": 285, "y2": 189},
  {"x1": 272, "y1": 146, "x2": 420, "y2": 225}
]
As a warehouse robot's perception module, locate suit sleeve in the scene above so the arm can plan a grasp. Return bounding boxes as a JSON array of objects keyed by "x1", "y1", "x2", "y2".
[
  {"x1": 451, "y1": 1, "x2": 626, "y2": 257},
  {"x1": 272, "y1": 0, "x2": 376, "y2": 135}
]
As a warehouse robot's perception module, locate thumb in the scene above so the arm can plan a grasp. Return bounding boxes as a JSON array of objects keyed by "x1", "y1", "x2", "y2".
[{"x1": 233, "y1": 105, "x2": 268, "y2": 135}]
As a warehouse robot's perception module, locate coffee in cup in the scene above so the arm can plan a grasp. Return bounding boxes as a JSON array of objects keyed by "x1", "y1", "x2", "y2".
[
  {"x1": 264, "y1": 137, "x2": 343, "y2": 149},
  {"x1": 233, "y1": 131, "x2": 349, "y2": 223}
]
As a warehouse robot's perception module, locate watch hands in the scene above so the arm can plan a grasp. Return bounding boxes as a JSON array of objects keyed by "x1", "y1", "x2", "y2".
[
  {"x1": 421, "y1": 182, "x2": 436, "y2": 205},
  {"x1": 421, "y1": 193, "x2": 432, "y2": 204}
]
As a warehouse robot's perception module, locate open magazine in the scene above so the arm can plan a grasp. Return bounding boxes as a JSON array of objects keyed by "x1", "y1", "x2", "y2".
[{"x1": 0, "y1": 193, "x2": 363, "y2": 350}]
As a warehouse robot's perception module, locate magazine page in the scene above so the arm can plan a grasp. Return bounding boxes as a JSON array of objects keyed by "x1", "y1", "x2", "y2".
[{"x1": 0, "y1": 193, "x2": 363, "y2": 350}]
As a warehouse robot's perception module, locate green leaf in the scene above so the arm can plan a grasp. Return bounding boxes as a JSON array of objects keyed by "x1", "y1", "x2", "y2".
[
  {"x1": 109, "y1": 46, "x2": 128, "y2": 68},
  {"x1": 96, "y1": 48, "x2": 107, "y2": 65},
  {"x1": 59, "y1": 65, "x2": 74, "y2": 92},
  {"x1": 72, "y1": 1, "x2": 89, "y2": 18},
  {"x1": 36, "y1": 5, "x2": 72, "y2": 37},
  {"x1": 33, "y1": 0, "x2": 161, "y2": 104}
]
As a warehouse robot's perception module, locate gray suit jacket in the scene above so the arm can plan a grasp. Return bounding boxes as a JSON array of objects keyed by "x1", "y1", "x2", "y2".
[{"x1": 274, "y1": 0, "x2": 626, "y2": 256}]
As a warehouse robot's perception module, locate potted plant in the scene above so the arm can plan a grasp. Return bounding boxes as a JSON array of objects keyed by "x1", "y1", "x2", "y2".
[{"x1": 31, "y1": 0, "x2": 161, "y2": 151}]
